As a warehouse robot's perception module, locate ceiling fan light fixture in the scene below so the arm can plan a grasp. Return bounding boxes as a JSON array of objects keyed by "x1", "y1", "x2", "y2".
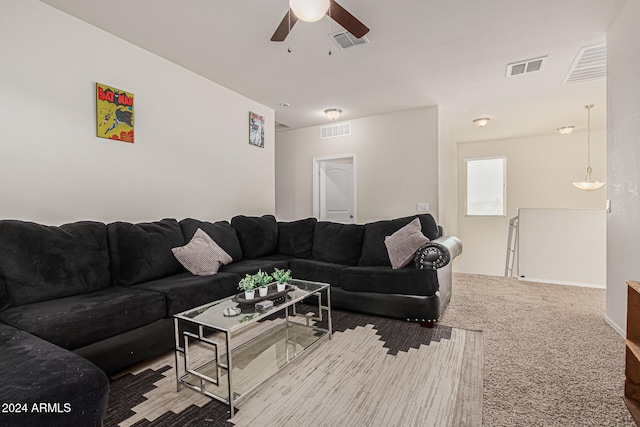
[
  {"x1": 473, "y1": 117, "x2": 490, "y2": 127},
  {"x1": 325, "y1": 108, "x2": 342, "y2": 120},
  {"x1": 557, "y1": 125, "x2": 575, "y2": 135},
  {"x1": 289, "y1": 0, "x2": 329, "y2": 22}
]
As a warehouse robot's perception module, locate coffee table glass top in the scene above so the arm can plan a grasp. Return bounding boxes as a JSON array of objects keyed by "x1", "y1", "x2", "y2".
[{"x1": 174, "y1": 279, "x2": 328, "y2": 332}]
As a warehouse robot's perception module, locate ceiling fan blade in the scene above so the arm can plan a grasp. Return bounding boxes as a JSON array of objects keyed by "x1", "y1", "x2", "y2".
[
  {"x1": 271, "y1": 9, "x2": 298, "y2": 42},
  {"x1": 328, "y1": 0, "x2": 369, "y2": 38}
]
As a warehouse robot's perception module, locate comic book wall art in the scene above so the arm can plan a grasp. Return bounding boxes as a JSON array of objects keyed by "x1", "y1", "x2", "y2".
[
  {"x1": 249, "y1": 112, "x2": 265, "y2": 148},
  {"x1": 96, "y1": 83, "x2": 134, "y2": 143}
]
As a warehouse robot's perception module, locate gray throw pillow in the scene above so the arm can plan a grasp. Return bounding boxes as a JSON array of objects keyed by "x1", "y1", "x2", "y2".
[
  {"x1": 384, "y1": 218, "x2": 430, "y2": 269},
  {"x1": 172, "y1": 228, "x2": 232, "y2": 275}
]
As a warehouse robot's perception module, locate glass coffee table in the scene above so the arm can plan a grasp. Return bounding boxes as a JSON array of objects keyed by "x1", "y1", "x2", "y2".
[{"x1": 173, "y1": 279, "x2": 331, "y2": 417}]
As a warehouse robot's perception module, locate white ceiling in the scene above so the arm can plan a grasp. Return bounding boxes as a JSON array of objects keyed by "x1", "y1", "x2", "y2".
[{"x1": 40, "y1": 0, "x2": 625, "y2": 143}]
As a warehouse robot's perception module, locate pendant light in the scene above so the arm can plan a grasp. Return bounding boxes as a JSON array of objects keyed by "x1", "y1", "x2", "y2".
[{"x1": 573, "y1": 104, "x2": 605, "y2": 191}]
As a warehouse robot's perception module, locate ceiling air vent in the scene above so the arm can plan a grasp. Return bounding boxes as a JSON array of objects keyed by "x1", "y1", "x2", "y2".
[
  {"x1": 321, "y1": 122, "x2": 351, "y2": 139},
  {"x1": 506, "y1": 56, "x2": 548, "y2": 78},
  {"x1": 563, "y1": 43, "x2": 606, "y2": 85},
  {"x1": 330, "y1": 31, "x2": 369, "y2": 50}
]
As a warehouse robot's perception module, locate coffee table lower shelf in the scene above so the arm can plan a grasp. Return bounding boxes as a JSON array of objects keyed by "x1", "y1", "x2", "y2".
[{"x1": 178, "y1": 321, "x2": 328, "y2": 405}]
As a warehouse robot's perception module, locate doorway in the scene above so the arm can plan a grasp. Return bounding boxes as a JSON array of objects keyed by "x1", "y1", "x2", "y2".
[{"x1": 313, "y1": 154, "x2": 357, "y2": 224}]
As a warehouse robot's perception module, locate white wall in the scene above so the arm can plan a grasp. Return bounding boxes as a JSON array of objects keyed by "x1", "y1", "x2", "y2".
[
  {"x1": 275, "y1": 107, "x2": 439, "y2": 224},
  {"x1": 606, "y1": 0, "x2": 640, "y2": 335},
  {"x1": 456, "y1": 130, "x2": 606, "y2": 276},
  {"x1": 438, "y1": 107, "x2": 459, "y2": 236},
  {"x1": 518, "y1": 208, "x2": 606, "y2": 287},
  {"x1": 0, "y1": 0, "x2": 275, "y2": 225}
]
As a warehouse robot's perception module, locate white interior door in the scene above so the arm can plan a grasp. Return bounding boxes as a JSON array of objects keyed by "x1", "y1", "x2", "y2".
[{"x1": 318, "y1": 159, "x2": 355, "y2": 223}]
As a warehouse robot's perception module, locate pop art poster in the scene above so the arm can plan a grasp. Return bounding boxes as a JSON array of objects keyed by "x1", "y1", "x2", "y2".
[
  {"x1": 249, "y1": 112, "x2": 265, "y2": 148},
  {"x1": 96, "y1": 83, "x2": 134, "y2": 143}
]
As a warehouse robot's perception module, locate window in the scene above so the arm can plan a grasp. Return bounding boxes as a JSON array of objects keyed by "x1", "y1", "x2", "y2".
[{"x1": 466, "y1": 157, "x2": 506, "y2": 216}]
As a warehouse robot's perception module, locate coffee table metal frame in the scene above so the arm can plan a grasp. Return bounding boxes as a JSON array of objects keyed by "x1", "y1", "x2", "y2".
[{"x1": 173, "y1": 279, "x2": 331, "y2": 417}]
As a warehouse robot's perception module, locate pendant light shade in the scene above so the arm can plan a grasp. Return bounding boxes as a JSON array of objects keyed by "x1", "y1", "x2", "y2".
[
  {"x1": 573, "y1": 167, "x2": 605, "y2": 191},
  {"x1": 573, "y1": 104, "x2": 604, "y2": 191},
  {"x1": 289, "y1": 0, "x2": 329, "y2": 22}
]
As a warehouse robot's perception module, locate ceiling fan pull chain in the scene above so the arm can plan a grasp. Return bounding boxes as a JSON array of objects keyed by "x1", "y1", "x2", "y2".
[
  {"x1": 328, "y1": 2, "x2": 332, "y2": 56},
  {"x1": 288, "y1": 8, "x2": 293, "y2": 53}
]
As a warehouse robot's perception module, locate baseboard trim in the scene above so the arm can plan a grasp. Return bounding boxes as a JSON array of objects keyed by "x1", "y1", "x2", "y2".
[
  {"x1": 517, "y1": 276, "x2": 605, "y2": 289},
  {"x1": 604, "y1": 314, "x2": 625, "y2": 337}
]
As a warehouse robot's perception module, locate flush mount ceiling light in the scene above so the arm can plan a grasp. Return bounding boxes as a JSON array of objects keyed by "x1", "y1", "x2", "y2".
[
  {"x1": 289, "y1": 0, "x2": 330, "y2": 22},
  {"x1": 573, "y1": 104, "x2": 605, "y2": 191},
  {"x1": 473, "y1": 117, "x2": 490, "y2": 127},
  {"x1": 325, "y1": 108, "x2": 342, "y2": 120},
  {"x1": 557, "y1": 126, "x2": 575, "y2": 135}
]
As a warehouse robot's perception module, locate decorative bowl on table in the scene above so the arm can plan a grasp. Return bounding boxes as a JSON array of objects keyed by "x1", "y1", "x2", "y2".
[{"x1": 233, "y1": 283, "x2": 295, "y2": 306}]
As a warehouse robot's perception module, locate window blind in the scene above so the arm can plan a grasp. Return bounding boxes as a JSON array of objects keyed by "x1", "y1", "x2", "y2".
[{"x1": 466, "y1": 157, "x2": 506, "y2": 216}]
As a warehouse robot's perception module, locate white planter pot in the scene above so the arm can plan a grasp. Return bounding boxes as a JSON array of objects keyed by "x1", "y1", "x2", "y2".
[
  {"x1": 277, "y1": 282, "x2": 287, "y2": 292},
  {"x1": 244, "y1": 290, "x2": 255, "y2": 300},
  {"x1": 258, "y1": 286, "x2": 268, "y2": 297}
]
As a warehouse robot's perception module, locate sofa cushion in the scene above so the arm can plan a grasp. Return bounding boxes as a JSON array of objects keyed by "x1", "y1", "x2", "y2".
[
  {"x1": 0, "y1": 287, "x2": 166, "y2": 350},
  {"x1": 0, "y1": 220, "x2": 111, "y2": 306},
  {"x1": 312, "y1": 222, "x2": 365, "y2": 266},
  {"x1": 0, "y1": 275, "x2": 10, "y2": 312},
  {"x1": 108, "y1": 218, "x2": 185, "y2": 286},
  {"x1": 172, "y1": 229, "x2": 233, "y2": 275},
  {"x1": 385, "y1": 218, "x2": 430, "y2": 269},
  {"x1": 340, "y1": 266, "x2": 439, "y2": 296},
  {"x1": 179, "y1": 218, "x2": 243, "y2": 262},
  {"x1": 231, "y1": 215, "x2": 278, "y2": 259},
  {"x1": 218, "y1": 258, "x2": 290, "y2": 277},
  {"x1": 133, "y1": 272, "x2": 240, "y2": 315},
  {"x1": 256, "y1": 253, "x2": 297, "y2": 262},
  {"x1": 289, "y1": 258, "x2": 348, "y2": 288},
  {"x1": 276, "y1": 218, "x2": 317, "y2": 258},
  {"x1": 358, "y1": 214, "x2": 439, "y2": 266},
  {"x1": 416, "y1": 214, "x2": 440, "y2": 239},
  {"x1": 0, "y1": 323, "x2": 109, "y2": 427}
]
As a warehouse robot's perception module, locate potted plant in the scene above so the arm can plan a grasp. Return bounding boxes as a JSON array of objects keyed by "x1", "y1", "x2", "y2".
[
  {"x1": 254, "y1": 269, "x2": 272, "y2": 297},
  {"x1": 238, "y1": 274, "x2": 257, "y2": 300},
  {"x1": 272, "y1": 268, "x2": 292, "y2": 292}
]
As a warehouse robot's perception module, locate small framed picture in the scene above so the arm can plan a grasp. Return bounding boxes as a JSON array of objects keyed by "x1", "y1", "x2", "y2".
[
  {"x1": 96, "y1": 83, "x2": 134, "y2": 143},
  {"x1": 249, "y1": 112, "x2": 265, "y2": 148}
]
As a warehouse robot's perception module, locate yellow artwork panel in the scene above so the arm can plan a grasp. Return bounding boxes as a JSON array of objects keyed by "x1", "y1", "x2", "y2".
[{"x1": 96, "y1": 83, "x2": 134, "y2": 143}]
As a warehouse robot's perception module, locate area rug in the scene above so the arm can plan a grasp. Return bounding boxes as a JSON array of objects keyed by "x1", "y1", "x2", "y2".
[{"x1": 103, "y1": 308, "x2": 483, "y2": 427}]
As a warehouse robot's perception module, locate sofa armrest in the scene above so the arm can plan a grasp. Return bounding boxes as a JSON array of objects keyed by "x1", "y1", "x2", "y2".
[{"x1": 414, "y1": 235, "x2": 462, "y2": 270}]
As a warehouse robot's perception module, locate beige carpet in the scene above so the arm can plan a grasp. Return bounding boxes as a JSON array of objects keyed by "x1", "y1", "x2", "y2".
[
  {"x1": 104, "y1": 308, "x2": 483, "y2": 427},
  {"x1": 442, "y1": 273, "x2": 634, "y2": 427}
]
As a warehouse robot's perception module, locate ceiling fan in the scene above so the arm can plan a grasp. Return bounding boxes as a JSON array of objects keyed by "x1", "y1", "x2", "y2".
[{"x1": 271, "y1": 0, "x2": 370, "y2": 42}]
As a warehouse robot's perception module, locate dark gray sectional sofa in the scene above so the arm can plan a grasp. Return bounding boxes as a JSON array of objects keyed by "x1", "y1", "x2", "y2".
[{"x1": 0, "y1": 213, "x2": 461, "y2": 426}]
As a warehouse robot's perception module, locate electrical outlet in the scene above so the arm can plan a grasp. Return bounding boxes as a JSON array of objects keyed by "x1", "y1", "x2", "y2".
[{"x1": 416, "y1": 202, "x2": 428, "y2": 212}]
